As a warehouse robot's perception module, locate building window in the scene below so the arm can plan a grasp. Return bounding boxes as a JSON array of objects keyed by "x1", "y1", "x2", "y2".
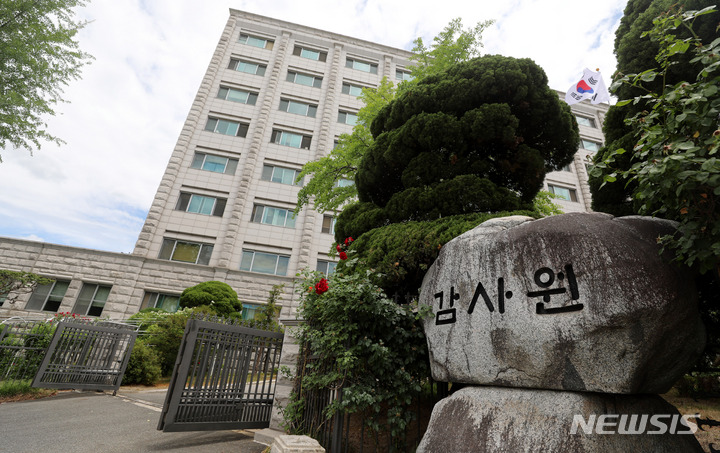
[
  {"x1": 204, "y1": 118, "x2": 249, "y2": 137},
  {"x1": 396, "y1": 69, "x2": 413, "y2": 81},
  {"x1": 575, "y1": 115, "x2": 597, "y2": 128},
  {"x1": 242, "y1": 303, "x2": 259, "y2": 320},
  {"x1": 341, "y1": 82, "x2": 364, "y2": 97},
  {"x1": 287, "y1": 70, "x2": 322, "y2": 88},
  {"x1": 142, "y1": 292, "x2": 180, "y2": 312},
  {"x1": 271, "y1": 129, "x2": 312, "y2": 149},
  {"x1": 252, "y1": 204, "x2": 296, "y2": 228},
  {"x1": 548, "y1": 184, "x2": 579, "y2": 202},
  {"x1": 25, "y1": 280, "x2": 70, "y2": 313},
  {"x1": 338, "y1": 111, "x2": 358, "y2": 126},
  {"x1": 240, "y1": 250, "x2": 290, "y2": 276},
  {"x1": 261, "y1": 164, "x2": 303, "y2": 186},
  {"x1": 321, "y1": 215, "x2": 335, "y2": 234},
  {"x1": 73, "y1": 283, "x2": 112, "y2": 317},
  {"x1": 159, "y1": 239, "x2": 214, "y2": 265},
  {"x1": 292, "y1": 45, "x2": 327, "y2": 62},
  {"x1": 317, "y1": 260, "x2": 337, "y2": 275},
  {"x1": 279, "y1": 99, "x2": 317, "y2": 117},
  {"x1": 176, "y1": 193, "x2": 226, "y2": 217},
  {"x1": 191, "y1": 153, "x2": 238, "y2": 175},
  {"x1": 217, "y1": 86, "x2": 258, "y2": 105},
  {"x1": 239, "y1": 33, "x2": 273, "y2": 50},
  {"x1": 581, "y1": 139, "x2": 601, "y2": 152},
  {"x1": 346, "y1": 58, "x2": 378, "y2": 74},
  {"x1": 229, "y1": 58, "x2": 266, "y2": 76},
  {"x1": 335, "y1": 178, "x2": 354, "y2": 188}
]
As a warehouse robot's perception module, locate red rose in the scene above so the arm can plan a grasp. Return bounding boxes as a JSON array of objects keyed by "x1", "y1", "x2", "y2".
[
  {"x1": 344, "y1": 237, "x2": 353, "y2": 246},
  {"x1": 314, "y1": 278, "x2": 329, "y2": 295},
  {"x1": 336, "y1": 244, "x2": 342, "y2": 252},
  {"x1": 339, "y1": 251, "x2": 348, "y2": 260}
]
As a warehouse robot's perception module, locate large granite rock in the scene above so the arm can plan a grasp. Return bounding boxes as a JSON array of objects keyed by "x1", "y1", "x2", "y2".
[
  {"x1": 416, "y1": 386, "x2": 703, "y2": 453},
  {"x1": 420, "y1": 213, "x2": 705, "y2": 394}
]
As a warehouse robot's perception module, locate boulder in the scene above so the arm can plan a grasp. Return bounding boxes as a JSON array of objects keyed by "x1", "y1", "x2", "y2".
[
  {"x1": 416, "y1": 386, "x2": 704, "y2": 453},
  {"x1": 420, "y1": 213, "x2": 704, "y2": 393}
]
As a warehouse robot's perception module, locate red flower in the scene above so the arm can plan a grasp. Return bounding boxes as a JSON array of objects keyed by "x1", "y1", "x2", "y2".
[
  {"x1": 339, "y1": 251, "x2": 348, "y2": 260},
  {"x1": 336, "y1": 244, "x2": 342, "y2": 252},
  {"x1": 314, "y1": 278, "x2": 329, "y2": 295},
  {"x1": 344, "y1": 237, "x2": 353, "y2": 246}
]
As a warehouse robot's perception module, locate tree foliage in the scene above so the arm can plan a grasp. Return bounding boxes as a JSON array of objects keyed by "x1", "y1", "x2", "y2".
[
  {"x1": 0, "y1": 0, "x2": 92, "y2": 157},
  {"x1": 0, "y1": 270, "x2": 53, "y2": 304},
  {"x1": 337, "y1": 211, "x2": 539, "y2": 297},
  {"x1": 178, "y1": 281, "x2": 242, "y2": 317},
  {"x1": 294, "y1": 18, "x2": 493, "y2": 214},
  {"x1": 589, "y1": 0, "x2": 717, "y2": 215},
  {"x1": 409, "y1": 17, "x2": 495, "y2": 81},
  {"x1": 335, "y1": 55, "x2": 578, "y2": 242},
  {"x1": 295, "y1": 79, "x2": 396, "y2": 214},
  {"x1": 285, "y1": 268, "x2": 431, "y2": 447},
  {"x1": 590, "y1": 6, "x2": 720, "y2": 273}
]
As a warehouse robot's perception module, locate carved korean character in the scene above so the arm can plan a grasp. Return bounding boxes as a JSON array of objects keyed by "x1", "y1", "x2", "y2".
[
  {"x1": 435, "y1": 286, "x2": 460, "y2": 325},
  {"x1": 526, "y1": 264, "x2": 583, "y2": 315}
]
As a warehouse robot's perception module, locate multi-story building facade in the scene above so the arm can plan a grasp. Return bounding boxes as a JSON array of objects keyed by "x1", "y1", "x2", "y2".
[{"x1": 0, "y1": 9, "x2": 608, "y2": 321}]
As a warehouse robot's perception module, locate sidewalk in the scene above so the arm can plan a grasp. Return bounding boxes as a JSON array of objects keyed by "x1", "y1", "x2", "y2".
[{"x1": 0, "y1": 387, "x2": 269, "y2": 453}]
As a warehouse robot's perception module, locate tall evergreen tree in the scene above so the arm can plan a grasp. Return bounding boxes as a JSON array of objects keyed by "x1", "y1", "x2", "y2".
[{"x1": 335, "y1": 55, "x2": 578, "y2": 242}]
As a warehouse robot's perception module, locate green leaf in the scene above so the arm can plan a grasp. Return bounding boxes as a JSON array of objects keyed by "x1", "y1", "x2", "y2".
[{"x1": 640, "y1": 70, "x2": 658, "y2": 82}]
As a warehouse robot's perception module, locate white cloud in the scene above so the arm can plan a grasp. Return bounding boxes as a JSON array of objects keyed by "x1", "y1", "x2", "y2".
[{"x1": 0, "y1": 0, "x2": 627, "y2": 253}]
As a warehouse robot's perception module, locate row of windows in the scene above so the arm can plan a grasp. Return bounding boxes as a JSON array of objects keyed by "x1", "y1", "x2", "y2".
[
  {"x1": 157, "y1": 237, "x2": 340, "y2": 278},
  {"x1": 237, "y1": 30, "x2": 411, "y2": 79},
  {"x1": 158, "y1": 209, "x2": 337, "y2": 270},
  {"x1": 25, "y1": 281, "x2": 111, "y2": 317},
  {"x1": 191, "y1": 153, "x2": 303, "y2": 188},
  {"x1": 214, "y1": 84, "x2": 360, "y2": 123}
]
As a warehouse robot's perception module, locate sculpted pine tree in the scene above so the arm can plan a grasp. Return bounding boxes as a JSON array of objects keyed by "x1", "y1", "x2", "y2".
[{"x1": 335, "y1": 55, "x2": 579, "y2": 242}]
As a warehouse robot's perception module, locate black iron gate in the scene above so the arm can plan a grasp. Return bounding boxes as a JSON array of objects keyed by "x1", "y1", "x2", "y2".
[
  {"x1": 31, "y1": 320, "x2": 138, "y2": 393},
  {"x1": 158, "y1": 318, "x2": 284, "y2": 432}
]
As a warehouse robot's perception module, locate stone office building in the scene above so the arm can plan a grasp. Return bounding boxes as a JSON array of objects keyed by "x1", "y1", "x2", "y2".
[{"x1": 0, "y1": 9, "x2": 608, "y2": 321}]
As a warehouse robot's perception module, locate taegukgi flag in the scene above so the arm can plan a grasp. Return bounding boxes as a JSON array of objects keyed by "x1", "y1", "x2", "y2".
[{"x1": 565, "y1": 68, "x2": 610, "y2": 105}]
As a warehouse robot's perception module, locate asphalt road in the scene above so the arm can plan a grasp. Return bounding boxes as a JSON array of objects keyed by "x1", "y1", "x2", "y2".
[{"x1": 0, "y1": 388, "x2": 268, "y2": 453}]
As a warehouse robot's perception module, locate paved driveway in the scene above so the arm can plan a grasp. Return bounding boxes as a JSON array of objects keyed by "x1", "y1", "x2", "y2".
[{"x1": 0, "y1": 388, "x2": 267, "y2": 453}]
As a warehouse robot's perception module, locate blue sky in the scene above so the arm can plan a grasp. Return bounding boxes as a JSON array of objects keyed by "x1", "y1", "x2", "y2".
[{"x1": 0, "y1": 0, "x2": 627, "y2": 253}]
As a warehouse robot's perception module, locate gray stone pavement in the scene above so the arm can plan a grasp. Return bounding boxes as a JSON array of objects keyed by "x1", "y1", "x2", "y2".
[{"x1": 0, "y1": 387, "x2": 269, "y2": 453}]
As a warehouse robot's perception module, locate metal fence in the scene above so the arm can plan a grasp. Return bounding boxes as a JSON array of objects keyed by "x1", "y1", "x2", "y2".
[
  {"x1": 291, "y1": 345, "x2": 448, "y2": 453},
  {"x1": 32, "y1": 319, "x2": 138, "y2": 393},
  {"x1": 0, "y1": 319, "x2": 55, "y2": 383},
  {"x1": 158, "y1": 317, "x2": 284, "y2": 432}
]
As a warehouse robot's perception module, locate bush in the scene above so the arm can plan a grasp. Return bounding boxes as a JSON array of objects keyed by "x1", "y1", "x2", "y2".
[
  {"x1": 179, "y1": 281, "x2": 242, "y2": 317},
  {"x1": 338, "y1": 210, "x2": 539, "y2": 297},
  {"x1": 144, "y1": 310, "x2": 192, "y2": 376},
  {"x1": 285, "y1": 268, "x2": 432, "y2": 448},
  {"x1": 123, "y1": 340, "x2": 162, "y2": 386}
]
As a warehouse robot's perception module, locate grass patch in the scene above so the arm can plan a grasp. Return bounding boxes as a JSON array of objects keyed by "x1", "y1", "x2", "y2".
[{"x1": 0, "y1": 379, "x2": 56, "y2": 402}]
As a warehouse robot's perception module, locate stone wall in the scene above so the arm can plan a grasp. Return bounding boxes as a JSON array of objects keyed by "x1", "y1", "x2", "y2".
[{"x1": 0, "y1": 237, "x2": 297, "y2": 320}]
